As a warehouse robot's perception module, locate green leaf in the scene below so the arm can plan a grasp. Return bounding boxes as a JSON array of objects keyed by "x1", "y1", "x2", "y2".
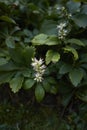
[
  {"x1": 22, "y1": 46, "x2": 35, "y2": 65},
  {"x1": 45, "y1": 36, "x2": 60, "y2": 45},
  {"x1": 0, "y1": 72, "x2": 15, "y2": 84},
  {"x1": 9, "y1": 46, "x2": 35, "y2": 66},
  {"x1": 81, "y1": 5, "x2": 87, "y2": 15},
  {"x1": 22, "y1": 69, "x2": 32, "y2": 78},
  {"x1": 8, "y1": 47, "x2": 24, "y2": 65},
  {"x1": 67, "y1": 0, "x2": 81, "y2": 13},
  {"x1": 32, "y1": 34, "x2": 60, "y2": 46},
  {"x1": 23, "y1": 29, "x2": 33, "y2": 37},
  {"x1": 67, "y1": 38, "x2": 85, "y2": 47},
  {"x1": 24, "y1": 79, "x2": 35, "y2": 90},
  {"x1": 0, "y1": 58, "x2": 8, "y2": 66},
  {"x1": 5, "y1": 36, "x2": 15, "y2": 48},
  {"x1": 72, "y1": 14, "x2": 87, "y2": 28},
  {"x1": 31, "y1": 34, "x2": 48, "y2": 45},
  {"x1": 0, "y1": 16, "x2": 16, "y2": 24},
  {"x1": 40, "y1": 20, "x2": 57, "y2": 35},
  {"x1": 42, "y1": 80, "x2": 51, "y2": 92},
  {"x1": 35, "y1": 84, "x2": 45, "y2": 102},
  {"x1": 69, "y1": 68, "x2": 83, "y2": 87},
  {"x1": 52, "y1": 52, "x2": 60, "y2": 63},
  {"x1": 46, "y1": 50, "x2": 60, "y2": 65},
  {"x1": 59, "y1": 63, "x2": 72, "y2": 74},
  {"x1": 46, "y1": 50, "x2": 53, "y2": 65},
  {"x1": 10, "y1": 76, "x2": 24, "y2": 93},
  {"x1": 63, "y1": 46, "x2": 78, "y2": 60},
  {"x1": 0, "y1": 61, "x2": 19, "y2": 72}
]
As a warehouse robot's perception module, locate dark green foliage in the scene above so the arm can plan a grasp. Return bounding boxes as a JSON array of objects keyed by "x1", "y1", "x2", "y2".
[{"x1": 0, "y1": 0, "x2": 87, "y2": 129}]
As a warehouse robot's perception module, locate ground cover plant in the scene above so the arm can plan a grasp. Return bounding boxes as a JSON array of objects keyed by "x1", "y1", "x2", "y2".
[{"x1": 0, "y1": 0, "x2": 87, "y2": 129}]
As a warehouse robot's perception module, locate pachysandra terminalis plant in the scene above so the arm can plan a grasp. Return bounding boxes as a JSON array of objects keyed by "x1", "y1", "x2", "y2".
[
  {"x1": 0, "y1": 0, "x2": 87, "y2": 112},
  {"x1": 0, "y1": 0, "x2": 87, "y2": 128}
]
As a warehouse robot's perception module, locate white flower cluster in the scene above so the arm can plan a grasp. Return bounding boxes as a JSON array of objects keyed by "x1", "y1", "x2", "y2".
[
  {"x1": 56, "y1": 6, "x2": 65, "y2": 11},
  {"x1": 57, "y1": 22, "x2": 68, "y2": 39},
  {"x1": 56, "y1": 6, "x2": 72, "y2": 18},
  {"x1": 31, "y1": 58, "x2": 46, "y2": 82},
  {"x1": 68, "y1": 13, "x2": 72, "y2": 19}
]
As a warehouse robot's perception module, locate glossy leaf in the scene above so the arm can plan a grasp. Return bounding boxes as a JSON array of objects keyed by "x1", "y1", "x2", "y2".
[
  {"x1": 69, "y1": 68, "x2": 84, "y2": 87},
  {"x1": 59, "y1": 63, "x2": 72, "y2": 74},
  {"x1": 72, "y1": 14, "x2": 87, "y2": 28},
  {"x1": 46, "y1": 50, "x2": 53, "y2": 65},
  {"x1": 32, "y1": 34, "x2": 48, "y2": 45},
  {"x1": 5, "y1": 36, "x2": 15, "y2": 48},
  {"x1": 81, "y1": 5, "x2": 87, "y2": 15},
  {"x1": 9, "y1": 46, "x2": 35, "y2": 66},
  {"x1": 46, "y1": 50, "x2": 60, "y2": 65},
  {"x1": 0, "y1": 72, "x2": 15, "y2": 84},
  {"x1": 45, "y1": 36, "x2": 59, "y2": 45},
  {"x1": 10, "y1": 75, "x2": 24, "y2": 93},
  {"x1": 22, "y1": 46, "x2": 35, "y2": 65},
  {"x1": 67, "y1": 0, "x2": 81, "y2": 13},
  {"x1": 63, "y1": 46, "x2": 78, "y2": 60},
  {"x1": 42, "y1": 80, "x2": 51, "y2": 92},
  {"x1": 8, "y1": 47, "x2": 24, "y2": 65},
  {"x1": 35, "y1": 84, "x2": 45, "y2": 102},
  {"x1": 40, "y1": 20, "x2": 57, "y2": 35},
  {"x1": 32, "y1": 34, "x2": 60, "y2": 46},
  {"x1": 52, "y1": 52, "x2": 60, "y2": 63},
  {"x1": 0, "y1": 16, "x2": 16, "y2": 24},
  {"x1": 24, "y1": 79, "x2": 35, "y2": 90},
  {"x1": 0, "y1": 61, "x2": 19, "y2": 71},
  {"x1": 22, "y1": 69, "x2": 32, "y2": 78},
  {"x1": 67, "y1": 38, "x2": 85, "y2": 47}
]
